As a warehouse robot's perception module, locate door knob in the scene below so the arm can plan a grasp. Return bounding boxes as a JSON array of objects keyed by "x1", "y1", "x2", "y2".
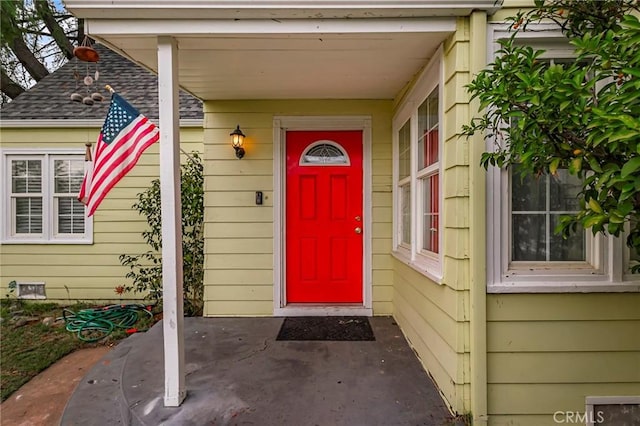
[
  {"x1": 355, "y1": 227, "x2": 362, "y2": 234},
  {"x1": 355, "y1": 216, "x2": 361, "y2": 221}
]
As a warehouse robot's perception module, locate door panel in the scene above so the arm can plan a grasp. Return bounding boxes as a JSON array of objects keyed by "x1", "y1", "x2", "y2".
[{"x1": 286, "y1": 130, "x2": 363, "y2": 303}]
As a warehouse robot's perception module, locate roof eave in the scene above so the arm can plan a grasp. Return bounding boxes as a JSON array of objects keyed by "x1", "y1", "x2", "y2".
[
  {"x1": 0, "y1": 119, "x2": 203, "y2": 128},
  {"x1": 65, "y1": 0, "x2": 504, "y2": 19}
]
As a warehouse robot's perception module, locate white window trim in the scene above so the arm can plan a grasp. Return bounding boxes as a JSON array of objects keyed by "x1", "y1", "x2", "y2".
[
  {"x1": 486, "y1": 23, "x2": 640, "y2": 293},
  {"x1": 1, "y1": 148, "x2": 93, "y2": 244},
  {"x1": 585, "y1": 396, "x2": 640, "y2": 426},
  {"x1": 392, "y1": 46, "x2": 443, "y2": 283}
]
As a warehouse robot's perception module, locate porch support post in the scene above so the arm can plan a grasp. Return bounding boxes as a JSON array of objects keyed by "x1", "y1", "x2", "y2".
[
  {"x1": 157, "y1": 35, "x2": 186, "y2": 407},
  {"x1": 469, "y1": 11, "x2": 488, "y2": 426}
]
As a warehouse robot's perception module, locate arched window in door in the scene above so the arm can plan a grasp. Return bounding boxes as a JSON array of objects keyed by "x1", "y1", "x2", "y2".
[{"x1": 299, "y1": 140, "x2": 350, "y2": 166}]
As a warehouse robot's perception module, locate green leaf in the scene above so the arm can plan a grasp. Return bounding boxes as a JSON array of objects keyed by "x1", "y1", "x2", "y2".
[
  {"x1": 621, "y1": 157, "x2": 640, "y2": 178},
  {"x1": 610, "y1": 114, "x2": 640, "y2": 131},
  {"x1": 621, "y1": 68, "x2": 640, "y2": 79},
  {"x1": 569, "y1": 157, "x2": 582, "y2": 174},
  {"x1": 608, "y1": 129, "x2": 638, "y2": 143},
  {"x1": 583, "y1": 214, "x2": 606, "y2": 228},
  {"x1": 549, "y1": 158, "x2": 561, "y2": 175},
  {"x1": 623, "y1": 15, "x2": 640, "y2": 30},
  {"x1": 530, "y1": 94, "x2": 540, "y2": 106},
  {"x1": 559, "y1": 100, "x2": 572, "y2": 111},
  {"x1": 588, "y1": 198, "x2": 603, "y2": 214},
  {"x1": 586, "y1": 157, "x2": 603, "y2": 173}
]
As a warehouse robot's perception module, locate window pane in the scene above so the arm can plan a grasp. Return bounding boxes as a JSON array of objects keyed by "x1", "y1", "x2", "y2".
[
  {"x1": 550, "y1": 170, "x2": 581, "y2": 211},
  {"x1": 11, "y1": 160, "x2": 42, "y2": 193},
  {"x1": 550, "y1": 215, "x2": 584, "y2": 261},
  {"x1": 55, "y1": 176, "x2": 71, "y2": 193},
  {"x1": 418, "y1": 89, "x2": 439, "y2": 170},
  {"x1": 11, "y1": 160, "x2": 26, "y2": 193},
  {"x1": 512, "y1": 171, "x2": 546, "y2": 212},
  {"x1": 512, "y1": 214, "x2": 546, "y2": 261},
  {"x1": 398, "y1": 120, "x2": 411, "y2": 180},
  {"x1": 401, "y1": 184, "x2": 411, "y2": 245},
  {"x1": 511, "y1": 166, "x2": 586, "y2": 262},
  {"x1": 26, "y1": 161, "x2": 42, "y2": 193},
  {"x1": 55, "y1": 159, "x2": 84, "y2": 193},
  {"x1": 422, "y1": 174, "x2": 439, "y2": 253},
  {"x1": 14, "y1": 198, "x2": 43, "y2": 234},
  {"x1": 57, "y1": 197, "x2": 85, "y2": 234}
]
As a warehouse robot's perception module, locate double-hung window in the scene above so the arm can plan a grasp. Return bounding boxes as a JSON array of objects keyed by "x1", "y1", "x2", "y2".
[
  {"x1": 418, "y1": 91, "x2": 440, "y2": 255},
  {"x1": 2, "y1": 150, "x2": 92, "y2": 243},
  {"x1": 487, "y1": 24, "x2": 639, "y2": 292},
  {"x1": 393, "y1": 50, "x2": 442, "y2": 280}
]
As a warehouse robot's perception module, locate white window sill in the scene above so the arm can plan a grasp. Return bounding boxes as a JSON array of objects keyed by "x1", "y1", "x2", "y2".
[
  {"x1": 1, "y1": 239, "x2": 93, "y2": 245},
  {"x1": 488, "y1": 281, "x2": 640, "y2": 294},
  {"x1": 392, "y1": 250, "x2": 443, "y2": 284}
]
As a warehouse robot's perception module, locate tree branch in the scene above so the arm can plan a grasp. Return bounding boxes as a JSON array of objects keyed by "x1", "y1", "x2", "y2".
[
  {"x1": 1, "y1": 67, "x2": 25, "y2": 99},
  {"x1": 9, "y1": 35, "x2": 49, "y2": 81},
  {"x1": 35, "y1": 0, "x2": 74, "y2": 59}
]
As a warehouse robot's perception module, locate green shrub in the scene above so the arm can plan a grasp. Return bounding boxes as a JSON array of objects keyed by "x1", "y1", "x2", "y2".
[{"x1": 119, "y1": 152, "x2": 204, "y2": 315}]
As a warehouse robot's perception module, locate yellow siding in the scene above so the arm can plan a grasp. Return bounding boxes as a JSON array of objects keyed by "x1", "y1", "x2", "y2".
[
  {"x1": 202, "y1": 99, "x2": 393, "y2": 317},
  {"x1": 0, "y1": 126, "x2": 203, "y2": 302},
  {"x1": 487, "y1": 293, "x2": 640, "y2": 425},
  {"x1": 391, "y1": 18, "x2": 474, "y2": 416}
]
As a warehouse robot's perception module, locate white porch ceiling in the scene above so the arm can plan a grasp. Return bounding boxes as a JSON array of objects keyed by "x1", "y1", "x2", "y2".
[
  {"x1": 66, "y1": 1, "x2": 502, "y2": 101},
  {"x1": 96, "y1": 31, "x2": 449, "y2": 100}
]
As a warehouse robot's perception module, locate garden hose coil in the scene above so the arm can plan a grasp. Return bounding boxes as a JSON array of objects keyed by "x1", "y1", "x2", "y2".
[{"x1": 61, "y1": 304, "x2": 153, "y2": 342}]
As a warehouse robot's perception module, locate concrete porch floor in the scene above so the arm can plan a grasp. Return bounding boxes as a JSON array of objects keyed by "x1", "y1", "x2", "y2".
[{"x1": 61, "y1": 317, "x2": 455, "y2": 426}]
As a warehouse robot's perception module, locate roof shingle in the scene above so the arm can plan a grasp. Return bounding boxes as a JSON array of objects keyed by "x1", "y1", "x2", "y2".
[{"x1": 0, "y1": 45, "x2": 203, "y2": 121}]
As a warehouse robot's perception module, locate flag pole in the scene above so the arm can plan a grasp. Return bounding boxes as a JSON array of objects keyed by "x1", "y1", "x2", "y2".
[{"x1": 105, "y1": 84, "x2": 115, "y2": 93}]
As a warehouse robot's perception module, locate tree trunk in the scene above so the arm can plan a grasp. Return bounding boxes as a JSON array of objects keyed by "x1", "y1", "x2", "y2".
[
  {"x1": 35, "y1": 0, "x2": 75, "y2": 59},
  {"x1": 9, "y1": 36, "x2": 49, "y2": 81},
  {"x1": 76, "y1": 18, "x2": 85, "y2": 46},
  {"x1": 1, "y1": 68, "x2": 25, "y2": 99}
]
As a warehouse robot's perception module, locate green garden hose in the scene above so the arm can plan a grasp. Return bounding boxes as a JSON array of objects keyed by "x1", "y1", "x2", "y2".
[{"x1": 62, "y1": 304, "x2": 153, "y2": 342}]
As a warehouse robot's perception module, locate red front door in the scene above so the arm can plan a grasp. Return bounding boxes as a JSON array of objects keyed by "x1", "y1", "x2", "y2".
[{"x1": 286, "y1": 130, "x2": 363, "y2": 303}]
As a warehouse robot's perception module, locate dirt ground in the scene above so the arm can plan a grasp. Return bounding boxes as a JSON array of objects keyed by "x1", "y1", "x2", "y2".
[{"x1": 0, "y1": 346, "x2": 111, "y2": 426}]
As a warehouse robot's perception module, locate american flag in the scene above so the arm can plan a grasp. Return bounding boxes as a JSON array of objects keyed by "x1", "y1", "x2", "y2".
[{"x1": 78, "y1": 93, "x2": 159, "y2": 216}]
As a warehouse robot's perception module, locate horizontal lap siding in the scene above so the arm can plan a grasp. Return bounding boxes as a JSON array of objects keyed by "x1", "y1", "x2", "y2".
[
  {"x1": 202, "y1": 100, "x2": 393, "y2": 317},
  {"x1": 392, "y1": 20, "x2": 473, "y2": 415},
  {"x1": 487, "y1": 293, "x2": 640, "y2": 426},
  {"x1": 0, "y1": 126, "x2": 203, "y2": 302}
]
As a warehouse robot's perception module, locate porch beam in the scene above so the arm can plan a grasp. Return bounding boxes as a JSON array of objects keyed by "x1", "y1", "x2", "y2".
[
  {"x1": 85, "y1": 17, "x2": 456, "y2": 36},
  {"x1": 157, "y1": 35, "x2": 186, "y2": 407}
]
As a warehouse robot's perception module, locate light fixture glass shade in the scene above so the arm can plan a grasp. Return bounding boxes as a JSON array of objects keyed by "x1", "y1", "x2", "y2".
[
  {"x1": 230, "y1": 125, "x2": 246, "y2": 159},
  {"x1": 230, "y1": 125, "x2": 245, "y2": 148}
]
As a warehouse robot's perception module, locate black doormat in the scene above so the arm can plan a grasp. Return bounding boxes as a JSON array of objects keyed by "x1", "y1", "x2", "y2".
[{"x1": 276, "y1": 316, "x2": 375, "y2": 341}]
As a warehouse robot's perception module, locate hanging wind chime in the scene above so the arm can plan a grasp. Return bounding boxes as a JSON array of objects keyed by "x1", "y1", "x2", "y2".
[{"x1": 71, "y1": 36, "x2": 104, "y2": 105}]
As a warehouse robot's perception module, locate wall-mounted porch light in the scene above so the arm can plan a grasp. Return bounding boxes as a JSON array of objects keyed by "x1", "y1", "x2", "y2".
[{"x1": 230, "y1": 125, "x2": 246, "y2": 159}]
